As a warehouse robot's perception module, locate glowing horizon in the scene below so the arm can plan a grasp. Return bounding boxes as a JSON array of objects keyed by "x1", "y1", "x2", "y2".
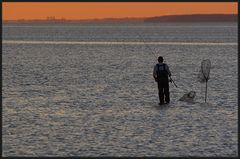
[{"x1": 3, "y1": 2, "x2": 238, "y2": 20}]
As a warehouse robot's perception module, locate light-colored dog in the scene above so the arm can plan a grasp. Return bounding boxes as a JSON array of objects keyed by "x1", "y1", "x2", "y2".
[{"x1": 179, "y1": 91, "x2": 196, "y2": 103}]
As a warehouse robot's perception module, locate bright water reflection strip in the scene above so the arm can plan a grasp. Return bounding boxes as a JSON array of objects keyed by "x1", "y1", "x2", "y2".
[{"x1": 3, "y1": 40, "x2": 237, "y2": 46}]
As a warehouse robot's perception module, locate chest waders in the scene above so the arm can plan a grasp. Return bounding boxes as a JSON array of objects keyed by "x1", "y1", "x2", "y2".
[{"x1": 156, "y1": 63, "x2": 170, "y2": 104}]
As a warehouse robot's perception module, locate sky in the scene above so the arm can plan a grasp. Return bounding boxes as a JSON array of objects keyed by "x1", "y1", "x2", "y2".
[{"x1": 3, "y1": 2, "x2": 238, "y2": 20}]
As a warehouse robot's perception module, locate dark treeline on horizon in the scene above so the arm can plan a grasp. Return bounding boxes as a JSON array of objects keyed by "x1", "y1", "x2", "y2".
[
  {"x1": 144, "y1": 14, "x2": 237, "y2": 22},
  {"x1": 4, "y1": 14, "x2": 237, "y2": 23}
]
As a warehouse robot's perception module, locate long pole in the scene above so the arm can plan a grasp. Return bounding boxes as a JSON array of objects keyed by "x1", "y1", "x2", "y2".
[
  {"x1": 170, "y1": 76, "x2": 178, "y2": 88},
  {"x1": 137, "y1": 33, "x2": 158, "y2": 59},
  {"x1": 137, "y1": 32, "x2": 178, "y2": 88},
  {"x1": 205, "y1": 81, "x2": 208, "y2": 103}
]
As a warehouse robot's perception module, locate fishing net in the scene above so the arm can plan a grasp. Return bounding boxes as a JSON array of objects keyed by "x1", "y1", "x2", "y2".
[
  {"x1": 198, "y1": 59, "x2": 211, "y2": 83},
  {"x1": 198, "y1": 59, "x2": 211, "y2": 102}
]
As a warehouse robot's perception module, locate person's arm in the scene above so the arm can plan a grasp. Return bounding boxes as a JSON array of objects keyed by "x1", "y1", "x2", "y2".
[
  {"x1": 165, "y1": 64, "x2": 171, "y2": 77},
  {"x1": 153, "y1": 65, "x2": 158, "y2": 79}
]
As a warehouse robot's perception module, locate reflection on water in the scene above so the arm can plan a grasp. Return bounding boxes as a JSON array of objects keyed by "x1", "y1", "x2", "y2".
[{"x1": 2, "y1": 22, "x2": 238, "y2": 157}]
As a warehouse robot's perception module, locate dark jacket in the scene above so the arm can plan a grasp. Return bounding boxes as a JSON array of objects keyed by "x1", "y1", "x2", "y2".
[{"x1": 153, "y1": 63, "x2": 171, "y2": 82}]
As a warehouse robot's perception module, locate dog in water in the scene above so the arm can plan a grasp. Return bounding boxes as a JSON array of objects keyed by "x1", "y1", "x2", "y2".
[{"x1": 179, "y1": 91, "x2": 196, "y2": 103}]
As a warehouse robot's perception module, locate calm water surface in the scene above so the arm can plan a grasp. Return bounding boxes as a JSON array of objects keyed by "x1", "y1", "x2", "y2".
[{"x1": 2, "y1": 22, "x2": 238, "y2": 157}]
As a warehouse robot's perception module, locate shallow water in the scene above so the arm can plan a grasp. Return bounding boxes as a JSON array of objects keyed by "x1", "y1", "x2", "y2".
[{"x1": 2, "y1": 22, "x2": 238, "y2": 157}]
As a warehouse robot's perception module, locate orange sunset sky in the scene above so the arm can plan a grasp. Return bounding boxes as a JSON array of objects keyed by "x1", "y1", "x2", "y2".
[{"x1": 3, "y1": 2, "x2": 238, "y2": 20}]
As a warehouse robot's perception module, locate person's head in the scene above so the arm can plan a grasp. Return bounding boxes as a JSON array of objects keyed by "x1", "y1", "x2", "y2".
[{"x1": 158, "y1": 56, "x2": 164, "y2": 63}]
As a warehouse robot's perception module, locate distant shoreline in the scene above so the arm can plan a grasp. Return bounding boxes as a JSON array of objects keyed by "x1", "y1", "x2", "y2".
[{"x1": 3, "y1": 14, "x2": 237, "y2": 23}]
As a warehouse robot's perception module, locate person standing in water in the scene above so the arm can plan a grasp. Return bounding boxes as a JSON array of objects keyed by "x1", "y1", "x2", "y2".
[{"x1": 153, "y1": 56, "x2": 172, "y2": 105}]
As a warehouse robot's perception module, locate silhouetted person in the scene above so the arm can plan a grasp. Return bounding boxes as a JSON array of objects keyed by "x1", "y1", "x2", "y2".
[{"x1": 153, "y1": 56, "x2": 172, "y2": 105}]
